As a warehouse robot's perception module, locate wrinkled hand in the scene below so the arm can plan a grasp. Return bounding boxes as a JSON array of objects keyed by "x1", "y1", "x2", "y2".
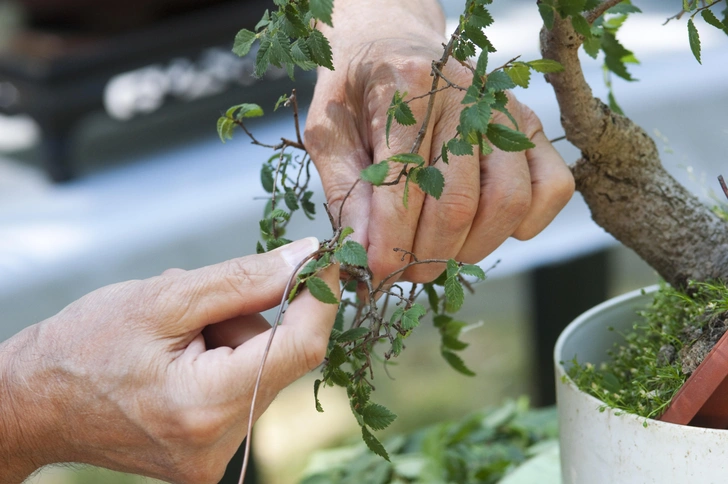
[
  {"x1": 0, "y1": 238, "x2": 338, "y2": 484},
  {"x1": 304, "y1": 1, "x2": 574, "y2": 284}
]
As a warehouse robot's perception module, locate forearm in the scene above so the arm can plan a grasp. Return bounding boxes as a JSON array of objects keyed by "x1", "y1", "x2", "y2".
[{"x1": 0, "y1": 324, "x2": 64, "y2": 483}]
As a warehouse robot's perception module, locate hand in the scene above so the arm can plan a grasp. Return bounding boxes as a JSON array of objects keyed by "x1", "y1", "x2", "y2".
[
  {"x1": 0, "y1": 238, "x2": 339, "y2": 484},
  {"x1": 304, "y1": 0, "x2": 574, "y2": 284}
]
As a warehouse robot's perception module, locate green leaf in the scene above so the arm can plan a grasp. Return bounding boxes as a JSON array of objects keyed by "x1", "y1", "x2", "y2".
[
  {"x1": 255, "y1": 9, "x2": 270, "y2": 30},
  {"x1": 389, "y1": 153, "x2": 425, "y2": 166},
  {"x1": 361, "y1": 426, "x2": 390, "y2": 461},
  {"x1": 441, "y1": 143, "x2": 449, "y2": 165},
  {"x1": 310, "y1": 0, "x2": 334, "y2": 27},
  {"x1": 538, "y1": 3, "x2": 556, "y2": 30},
  {"x1": 527, "y1": 59, "x2": 565, "y2": 73},
  {"x1": 326, "y1": 368, "x2": 350, "y2": 387},
  {"x1": 413, "y1": 166, "x2": 445, "y2": 200},
  {"x1": 306, "y1": 277, "x2": 339, "y2": 304},
  {"x1": 301, "y1": 191, "x2": 316, "y2": 218},
  {"x1": 460, "y1": 264, "x2": 486, "y2": 280},
  {"x1": 570, "y1": 14, "x2": 592, "y2": 39},
  {"x1": 402, "y1": 177, "x2": 411, "y2": 209},
  {"x1": 393, "y1": 100, "x2": 416, "y2": 126},
  {"x1": 447, "y1": 137, "x2": 474, "y2": 156},
  {"x1": 556, "y1": 0, "x2": 586, "y2": 17},
  {"x1": 505, "y1": 65, "x2": 531, "y2": 88},
  {"x1": 227, "y1": 103, "x2": 263, "y2": 119},
  {"x1": 254, "y1": 37, "x2": 272, "y2": 77},
  {"x1": 284, "y1": 188, "x2": 299, "y2": 211},
  {"x1": 327, "y1": 344, "x2": 347, "y2": 368},
  {"x1": 608, "y1": 89, "x2": 624, "y2": 115},
  {"x1": 442, "y1": 350, "x2": 476, "y2": 376},
  {"x1": 446, "y1": 259, "x2": 460, "y2": 279},
  {"x1": 217, "y1": 117, "x2": 234, "y2": 143},
  {"x1": 337, "y1": 327, "x2": 370, "y2": 343},
  {"x1": 360, "y1": 403, "x2": 397, "y2": 431},
  {"x1": 606, "y1": 4, "x2": 642, "y2": 14},
  {"x1": 391, "y1": 336, "x2": 404, "y2": 356},
  {"x1": 337, "y1": 240, "x2": 368, "y2": 267},
  {"x1": 601, "y1": 32, "x2": 634, "y2": 81},
  {"x1": 702, "y1": 8, "x2": 728, "y2": 34},
  {"x1": 486, "y1": 123, "x2": 536, "y2": 152},
  {"x1": 424, "y1": 284, "x2": 440, "y2": 312},
  {"x1": 460, "y1": 101, "x2": 492, "y2": 135},
  {"x1": 232, "y1": 29, "x2": 257, "y2": 57},
  {"x1": 267, "y1": 237, "x2": 292, "y2": 251},
  {"x1": 290, "y1": 39, "x2": 317, "y2": 71},
  {"x1": 334, "y1": 305, "x2": 345, "y2": 332},
  {"x1": 339, "y1": 226, "x2": 355, "y2": 243},
  {"x1": 260, "y1": 165, "x2": 274, "y2": 193},
  {"x1": 306, "y1": 29, "x2": 334, "y2": 70},
  {"x1": 485, "y1": 71, "x2": 516, "y2": 91},
  {"x1": 469, "y1": 5, "x2": 494, "y2": 28},
  {"x1": 445, "y1": 277, "x2": 465, "y2": 313},
  {"x1": 256, "y1": 241, "x2": 265, "y2": 254},
  {"x1": 583, "y1": 32, "x2": 602, "y2": 58},
  {"x1": 361, "y1": 161, "x2": 390, "y2": 186},
  {"x1": 688, "y1": 19, "x2": 702, "y2": 64},
  {"x1": 475, "y1": 50, "x2": 488, "y2": 76},
  {"x1": 313, "y1": 379, "x2": 324, "y2": 412},
  {"x1": 401, "y1": 304, "x2": 426, "y2": 331}
]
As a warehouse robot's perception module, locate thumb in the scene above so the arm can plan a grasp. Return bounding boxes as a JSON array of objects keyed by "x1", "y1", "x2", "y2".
[{"x1": 165, "y1": 237, "x2": 321, "y2": 333}]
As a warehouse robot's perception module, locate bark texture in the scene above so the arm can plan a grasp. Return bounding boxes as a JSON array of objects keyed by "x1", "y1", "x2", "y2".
[{"x1": 540, "y1": 11, "x2": 728, "y2": 288}]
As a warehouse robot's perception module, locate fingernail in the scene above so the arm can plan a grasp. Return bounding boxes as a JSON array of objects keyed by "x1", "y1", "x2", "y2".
[{"x1": 280, "y1": 237, "x2": 319, "y2": 268}]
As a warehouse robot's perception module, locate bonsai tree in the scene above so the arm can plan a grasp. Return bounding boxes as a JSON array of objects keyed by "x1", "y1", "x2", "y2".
[{"x1": 219, "y1": 0, "x2": 728, "y2": 481}]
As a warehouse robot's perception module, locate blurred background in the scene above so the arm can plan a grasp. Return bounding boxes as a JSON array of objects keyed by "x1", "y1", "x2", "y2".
[{"x1": 1, "y1": 0, "x2": 726, "y2": 482}]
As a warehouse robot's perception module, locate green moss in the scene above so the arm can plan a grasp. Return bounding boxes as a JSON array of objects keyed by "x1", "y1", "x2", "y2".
[{"x1": 568, "y1": 281, "x2": 728, "y2": 419}]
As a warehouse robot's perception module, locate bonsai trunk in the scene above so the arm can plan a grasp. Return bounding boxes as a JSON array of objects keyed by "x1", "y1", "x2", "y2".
[{"x1": 540, "y1": 8, "x2": 728, "y2": 288}]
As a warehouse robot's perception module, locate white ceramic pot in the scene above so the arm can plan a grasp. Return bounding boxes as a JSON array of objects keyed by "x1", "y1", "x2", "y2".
[{"x1": 554, "y1": 285, "x2": 728, "y2": 484}]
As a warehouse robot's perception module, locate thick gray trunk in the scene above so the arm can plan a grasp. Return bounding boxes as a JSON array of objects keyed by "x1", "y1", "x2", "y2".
[{"x1": 540, "y1": 13, "x2": 728, "y2": 288}]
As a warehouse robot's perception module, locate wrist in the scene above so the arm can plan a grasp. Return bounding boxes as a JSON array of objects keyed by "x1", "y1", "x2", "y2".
[{"x1": 0, "y1": 323, "x2": 69, "y2": 482}]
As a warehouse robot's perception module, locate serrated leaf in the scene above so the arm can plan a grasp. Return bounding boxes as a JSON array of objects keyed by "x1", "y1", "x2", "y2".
[
  {"x1": 339, "y1": 226, "x2": 355, "y2": 242},
  {"x1": 260, "y1": 165, "x2": 274, "y2": 193},
  {"x1": 527, "y1": 59, "x2": 565, "y2": 74},
  {"x1": 608, "y1": 89, "x2": 624, "y2": 115},
  {"x1": 334, "y1": 305, "x2": 345, "y2": 332},
  {"x1": 267, "y1": 237, "x2": 292, "y2": 251},
  {"x1": 506, "y1": 65, "x2": 531, "y2": 88},
  {"x1": 284, "y1": 188, "x2": 299, "y2": 211},
  {"x1": 393, "y1": 101, "x2": 416, "y2": 126},
  {"x1": 337, "y1": 327, "x2": 370, "y2": 343},
  {"x1": 306, "y1": 29, "x2": 334, "y2": 70},
  {"x1": 475, "y1": 50, "x2": 488, "y2": 76},
  {"x1": 401, "y1": 304, "x2": 426, "y2": 331},
  {"x1": 583, "y1": 32, "x2": 601, "y2": 58},
  {"x1": 326, "y1": 367, "x2": 350, "y2": 387},
  {"x1": 460, "y1": 264, "x2": 486, "y2": 280},
  {"x1": 327, "y1": 344, "x2": 347, "y2": 368},
  {"x1": 268, "y1": 208, "x2": 290, "y2": 222},
  {"x1": 301, "y1": 190, "x2": 316, "y2": 218},
  {"x1": 538, "y1": 3, "x2": 556, "y2": 30},
  {"x1": 485, "y1": 71, "x2": 516, "y2": 91},
  {"x1": 446, "y1": 259, "x2": 460, "y2": 279},
  {"x1": 424, "y1": 284, "x2": 440, "y2": 312},
  {"x1": 601, "y1": 32, "x2": 634, "y2": 81},
  {"x1": 361, "y1": 161, "x2": 390, "y2": 186},
  {"x1": 389, "y1": 153, "x2": 425, "y2": 166},
  {"x1": 413, "y1": 166, "x2": 445, "y2": 200},
  {"x1": 336, "y1": 240, "x2": 368, "y2": 267},
  {"x1": 360, "y1": 404, "x2": 397, "y2": 431},
  {"x1": 463, "y1": 24, "x2": 491, "y2": 51},
  {"x1": 442, "y1": 350, "x2": 476, "y2": 376},
  {"x1": 361, "y1": 426, "x2": 390, "y2": 461},
  {"x1": 441, "y1": 142, "x2": 449, "y2": 165},
  {"x1": 469, "y1": 5, "x2": 494, "y2": 28},
  {"x1": 217, "y1": 117, "x2": 234, "y2": 143},
  {"x1": 486, "y1": 123, "x2": 536, "y2": 152},
  {"x1": 606, "y1": 4, "x2": 642, "y2": 14},
  {"x1": 255, "y1": 9, "x2": 270, "y2": 30},
  {"x1": 256, "y1": 241, "x2": 265, "y2": 254},
  {"x1": 445, "y1": 277, "x2": 465, "y2": 313},
  {"x1": 402, "y1": 177, "x2": 410, "y2": 209},
  {"x1": 442, "y1": 334, "x2": 469, "y2": 351},
  {"x1": 688, "y1": 19, "x2": 701, "y2": 64},
  {"x1": 448, "y1": 137, "x2": 473, "y2": 156},
  {"x1": 571, "y1": 14, "x2": 592, "y2": 39},
  {"x1": 556, "y1": 0, "x2": 586, "y2": 17},
  {"x1": 254, "y1": 37, "x2": 272, "y2": 77},
  {"x1": 313, "y1": 379, "x2": 324, "y2": 412},
  {"x1": 227, "y1": 103, "x2": 264, "y2": 119},
  {"x1": 232, "y1": 29, "x2": 256, "y2": 57},
  {"x1": 391, "y1": 336, "x2": 404, "y2": 356},
  {"x1": 310, "y1": 0, "x2": 334, "y2": 27},
  {"x1": 460, "y1": 101, "x2": 492, "y2": 135},
  {"x1": 702, "y1": 8, "x2": 728, "y2": 33},
  {"x1": 306, "y1": 276, "x2": 339, "y2": 304}
]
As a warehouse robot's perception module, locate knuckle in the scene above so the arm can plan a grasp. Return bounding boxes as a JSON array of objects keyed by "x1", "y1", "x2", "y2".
[
  {"x1": 435, "y1": 192, "x2": 478, "y2": 232},
  {"x1": 171, "y1": 408, "x2": 228, "y2": 448},
  {"x1": 490, "y1": 181, "x2": 532, "y2": 222},
  {"x1": 296, "y1": 331, "x2": 329, "y2": 372}
]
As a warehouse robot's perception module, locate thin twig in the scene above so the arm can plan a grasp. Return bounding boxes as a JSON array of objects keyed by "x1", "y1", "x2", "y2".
[
  {"x1": 338, "y1": 179, "x2": 361, "y2": 230},
  {"x1": 586, "y1": 0, "x2": 624, "y2": 24},
  {"x1": 291, "y1": 89, "x2": 303, "y2": 146},
  {"x1": 719, "y1": 175, "x2": 728, "y2": 201},
  {"x1": 373, "y1": 258, "x2": 450, "y2": 296},
  {"x1": 239, "y1": 249, "x2": 323, "y2": 484},
  {"x1": 550, "y1": 135, "x2": 567, "y2": 143}
]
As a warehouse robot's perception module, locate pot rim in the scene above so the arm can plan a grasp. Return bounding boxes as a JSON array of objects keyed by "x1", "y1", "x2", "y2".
[{"x1": 553, "y1": 283, "x2": 728, "y2": 434}]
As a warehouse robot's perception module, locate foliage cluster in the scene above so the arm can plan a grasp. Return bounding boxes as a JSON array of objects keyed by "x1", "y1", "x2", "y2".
[
  {"x1": 300, "y1": 398, "x2": 558, "y2": 484},
  {"x1": 568, "y1": 281, "x2": 728, "y2": 420}
]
